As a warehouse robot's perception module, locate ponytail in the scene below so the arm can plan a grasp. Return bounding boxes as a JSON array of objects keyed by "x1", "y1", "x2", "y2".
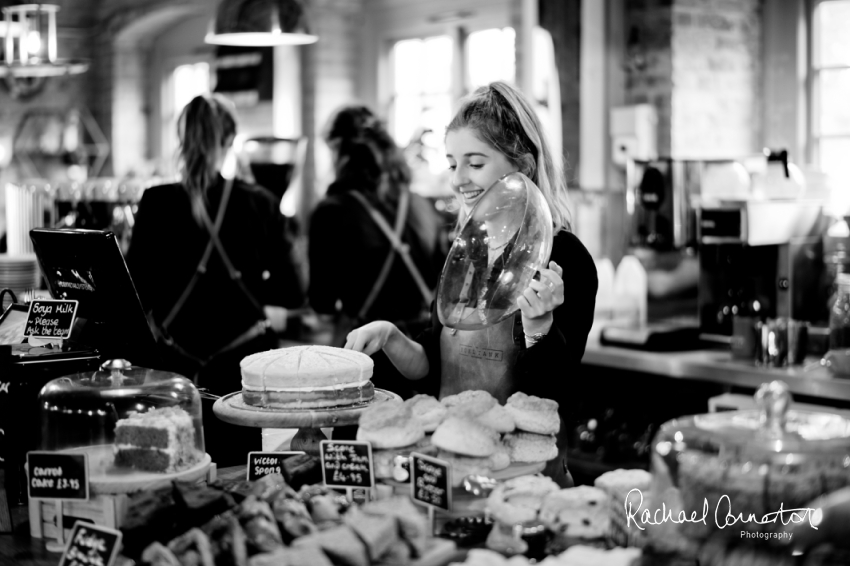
[
  {"x1": 178, "y1": 94, "x2": 237, "y2": 225},
  {"x1": 446, "y1": 81, "x2": 571, "y2": 232}
]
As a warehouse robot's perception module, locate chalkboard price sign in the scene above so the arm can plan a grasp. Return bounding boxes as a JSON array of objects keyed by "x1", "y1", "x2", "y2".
[
  {"x1": 25, "y1": 299, "x2": 78, "y2": 339},
  {"x1": 59, "y1": 521, "x2": 122, "y2": 566},
  {"x1": 247, "y1": 451, "x2": 304, "y2": 481},
  {"x1": 410, "y1": 452, "x2": 451, "y2": 512},
  {"x1": 320, "y1": 440, "x2": 374, "y2": 489},
  {"x1": 27, "y1": 452, "x2": 89, "y2": 501}
]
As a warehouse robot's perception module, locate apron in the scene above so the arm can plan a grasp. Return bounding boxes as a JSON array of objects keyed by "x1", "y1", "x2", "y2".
[{"x1": 439, "y1": 312, "x2": 573, "y2": 486}]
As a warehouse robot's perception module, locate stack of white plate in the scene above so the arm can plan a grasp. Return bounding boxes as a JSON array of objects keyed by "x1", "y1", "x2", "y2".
[{"x1": 0, "y1": 254, "x2": 40, "y2": 307}]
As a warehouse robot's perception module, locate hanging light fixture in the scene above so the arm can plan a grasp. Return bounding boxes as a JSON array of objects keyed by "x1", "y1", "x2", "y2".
[
  {"x1": 205, "y1": 0, "x2": 318, "y2": 47},
  {"x1": 0, "y1": 4, "x2": 88, "y2": 78}
]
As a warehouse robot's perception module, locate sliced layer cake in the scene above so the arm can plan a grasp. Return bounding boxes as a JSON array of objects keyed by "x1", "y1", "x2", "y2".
[{"x1": 114, "y1": 406, "x2": 200, "y2": 473}]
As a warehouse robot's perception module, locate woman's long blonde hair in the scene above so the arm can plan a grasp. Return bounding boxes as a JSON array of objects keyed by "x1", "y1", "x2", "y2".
[{"x1": 446, "y1": 81, "x2": 571, "y2": 232}]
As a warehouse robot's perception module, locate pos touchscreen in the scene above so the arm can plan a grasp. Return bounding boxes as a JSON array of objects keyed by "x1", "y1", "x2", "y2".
[{"x1": 29, "y1": 228, "x2": 160, "y2": 368}]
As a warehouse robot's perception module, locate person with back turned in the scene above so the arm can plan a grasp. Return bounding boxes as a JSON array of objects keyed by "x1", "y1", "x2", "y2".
[{"x1": 128, "y1": 94, "x2": 305, "y2": 465}]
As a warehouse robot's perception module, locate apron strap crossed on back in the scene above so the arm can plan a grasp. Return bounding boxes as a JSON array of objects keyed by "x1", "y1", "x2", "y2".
[{"x1": 157, "y1": 178, "x2": 270, "y2": 369}]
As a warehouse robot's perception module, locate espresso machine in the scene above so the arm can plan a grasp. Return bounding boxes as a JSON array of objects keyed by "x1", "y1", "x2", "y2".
[{"x1": 697, "y1": 199, "x2": 827, "y2": 341}]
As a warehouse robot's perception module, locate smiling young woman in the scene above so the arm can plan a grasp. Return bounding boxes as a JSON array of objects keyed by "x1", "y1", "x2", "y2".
[{"x1": 343, "y1": 81, "x2": 598, "y2": 487}]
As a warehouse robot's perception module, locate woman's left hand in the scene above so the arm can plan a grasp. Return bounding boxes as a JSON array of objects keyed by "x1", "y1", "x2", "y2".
[{"x1": 518, "y1": 261, "x2": 564, "y2": 335}]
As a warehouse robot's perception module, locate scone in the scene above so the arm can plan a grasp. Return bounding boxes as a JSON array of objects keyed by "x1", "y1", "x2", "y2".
[
  {"x1": 503, "y1": 431, "x2": 558, "y2": 463},
  {"x1": 446, "y1": 396, "x2": 515, "y2": 433},
  {"x1": 356, "y1": 401, "x2": 424, "y2": 449},
  {"x1": 487, "y1": 475, "x2": 561, "y2": 525},
  {"x1": 441, "y1": 390, "x2": 497, "y2": 408},
  {"x1": 539, "y1": 486, "x2": 609, "y2": 538},
  {"x1": 431, "y1": 416, "x2": 497, "y2": 457},
  {"x1": 505, "y1": 392, "x2": 560, "y2": 435},
  {"x1": 404, "y1": 394, "x2": 447, "y2": 432}
]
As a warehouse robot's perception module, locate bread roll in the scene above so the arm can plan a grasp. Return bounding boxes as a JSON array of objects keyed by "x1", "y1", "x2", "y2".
[
  {"x1": 356, "y1": 401, "x2": 424, "y2": 449},
  {"x1": 431, "y1": 416, "x2": 497, "y2": 457},
  {"x1": 503, "y1": 431, "x2": 558, "y2": 463},
  {"x1": 403, "y1": 394, "x2": 447, "y2": 432},
  {"x1": 505, "y1": 392, "x2": 560, "y2": 435}
]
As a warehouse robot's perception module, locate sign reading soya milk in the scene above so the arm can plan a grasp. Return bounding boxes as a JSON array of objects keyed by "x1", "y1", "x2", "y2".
[
  {"x1": 25, "y1": 299, "x2": 79, "y2": 339},
  {"x1": 27, "y1": 452, "x2": 89, "y2": 500},
  {"x1": 59, "y1": 521, "x2": 122, "y2": 566},
  {"x1": 320, "y1": 440, "x2": 374, "y2": 489},
  {"x1": 410, "y1": 452, "x2": 451, "y2": 512}
]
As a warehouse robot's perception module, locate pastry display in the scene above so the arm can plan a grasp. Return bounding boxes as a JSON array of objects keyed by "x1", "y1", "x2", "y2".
[
  {"x1": 449, "y1": 545, "x2": 642, "y2": 566},
  {"x1": 126, "y1": 470, "x2": 431, "y2": 566},
  {"x1": 241, "y1": 345, "x2": 375, "y2": 409},
  {"x1": 114, "y1": 406, "x2": 201, "y2": 473}
]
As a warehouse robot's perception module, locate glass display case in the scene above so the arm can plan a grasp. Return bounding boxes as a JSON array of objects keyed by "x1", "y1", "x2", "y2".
[
  {"x1": 37, "y1": 359, "x2": 206, "y2": 484},
  {"x1": 649, "y1": 381, "x2": 850, "y2": 549}
]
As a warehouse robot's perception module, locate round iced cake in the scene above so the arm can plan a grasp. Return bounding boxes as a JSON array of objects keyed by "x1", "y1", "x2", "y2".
[{"x1": 241, "y1": 345, "x2": 375, "y2": 409}]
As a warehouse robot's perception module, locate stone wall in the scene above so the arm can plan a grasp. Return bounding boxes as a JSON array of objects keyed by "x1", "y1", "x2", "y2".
[{"x1": 625, "y1": 0, "x2": 762, "y2": 159}]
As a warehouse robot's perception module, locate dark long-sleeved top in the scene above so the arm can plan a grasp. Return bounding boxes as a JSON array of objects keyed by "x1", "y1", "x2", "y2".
[
  {"x1": 415, "y1": 230, "x2": 598, "y2": 407},
  {"x1": 308, "y1": 181, "x2": 447, "y2": 324},
  {"x1": 127, "y1": 176, "x2": 305, "y2": 362}
]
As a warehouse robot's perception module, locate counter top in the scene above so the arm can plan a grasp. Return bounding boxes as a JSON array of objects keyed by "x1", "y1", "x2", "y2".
[{"x1": 582, "y1": 338, "x2": 850, "y2": 403}]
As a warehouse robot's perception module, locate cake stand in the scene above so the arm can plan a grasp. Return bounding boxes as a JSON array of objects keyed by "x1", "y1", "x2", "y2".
[
  {"x1": 59, "y1": 445, "x2": 213, "y2": 494},
  {"x1": 212, "y1": 388, "x2": 402, "y2": 456}
]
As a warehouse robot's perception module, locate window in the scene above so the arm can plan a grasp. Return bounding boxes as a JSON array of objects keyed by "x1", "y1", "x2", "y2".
[
  {"x1": 467, "y1": 27, "x2": 516, "y2": 89},
  {"x1": 388, "y1": 28, "x2": 515, "y2": 195},
  {"x1": 812, "y1": 0, "x2": 850, "y2": 182}
]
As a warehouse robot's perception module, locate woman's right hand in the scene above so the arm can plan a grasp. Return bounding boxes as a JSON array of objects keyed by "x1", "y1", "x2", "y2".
[{"x1": 344, "y1": 321, "x2": 397, "y2": 355}]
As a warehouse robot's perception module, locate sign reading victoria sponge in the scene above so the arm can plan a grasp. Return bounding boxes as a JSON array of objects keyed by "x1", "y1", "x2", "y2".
[{"x1": 247, "y1": 451, "x2": 305, "y2": 481}]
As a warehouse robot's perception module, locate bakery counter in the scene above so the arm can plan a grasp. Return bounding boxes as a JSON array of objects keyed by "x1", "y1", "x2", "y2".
[{"x1": 582, "y1": 338, "x2": 850, "y2": 405}]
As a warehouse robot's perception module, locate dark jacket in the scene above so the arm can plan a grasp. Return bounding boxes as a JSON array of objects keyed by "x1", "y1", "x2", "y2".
[
  {"x1": 308, "y1": 180, "x2": 447, "y2": 326},
  {"x1": 415, "y1": 230, "x2": 598, "y2": 406},
  {"x1": 127, "y1": 176, "x2": 305, "y2": 365}
]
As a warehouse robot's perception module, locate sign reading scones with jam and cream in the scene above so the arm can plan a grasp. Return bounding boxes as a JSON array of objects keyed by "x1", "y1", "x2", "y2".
[
  {"x1": 320, "y1": 440, "x2": 374, "y2": 489},
  {"x1": 240, "y1": 345, "x2": 374, "y2": 409}
]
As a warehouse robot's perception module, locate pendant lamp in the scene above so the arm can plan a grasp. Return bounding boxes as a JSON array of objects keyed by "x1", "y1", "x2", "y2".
[
  {"x1": 205, "y1": 0, "x2": 318, "y2": 46},
  {"x1": 0, "y1": 4, "x2": 89, "y2": 78}
]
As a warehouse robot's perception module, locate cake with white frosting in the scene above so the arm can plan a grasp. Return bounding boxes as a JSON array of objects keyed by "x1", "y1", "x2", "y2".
[
  {"x1": 114, "y1": 406, "x2": 199, "y2": 473},
  {"x1": 241, "y1": 345, "x2": 375, "y2": 409}
]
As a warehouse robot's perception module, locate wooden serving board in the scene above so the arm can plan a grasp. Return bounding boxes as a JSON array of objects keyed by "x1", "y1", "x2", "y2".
[
  {"x1": 61, "y1": 445, "x2": 212, "y2": 494},
  {"x1": 213, "y1": 389, "x2": 401, "y2": 428}
]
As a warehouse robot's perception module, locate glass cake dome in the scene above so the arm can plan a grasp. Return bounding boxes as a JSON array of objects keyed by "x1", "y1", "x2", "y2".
[
  {"x1": 437, "y1": 172, "x2": 553, "y2": 330},
  {"x1": 648, "y1": 381, "x2": 850, "y2": 549},
  {"x1": 37, "y1": 360, "x2": 206, "y2": 484}
]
